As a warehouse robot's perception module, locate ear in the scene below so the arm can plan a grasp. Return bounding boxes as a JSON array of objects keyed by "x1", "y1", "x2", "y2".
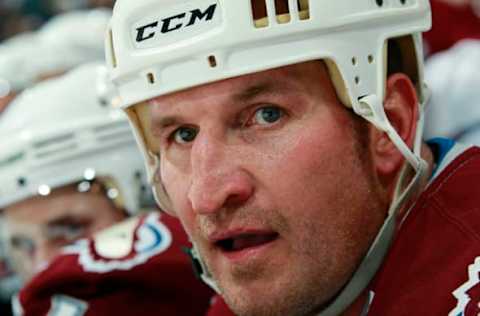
[{"x1": 370, "y1": 73, "x2": 419, "y2": 187}]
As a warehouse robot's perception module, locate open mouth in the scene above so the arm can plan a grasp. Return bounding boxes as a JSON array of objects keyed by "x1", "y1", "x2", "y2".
[{"x1": 215, "y1": 232, "x2": 279, "y2": 252}]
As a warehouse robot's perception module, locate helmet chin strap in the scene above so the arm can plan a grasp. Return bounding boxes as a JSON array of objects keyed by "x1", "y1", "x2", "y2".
[
  {"x1": 184, "y1": 94, "x2": 429, "y2": 315},
  {"x1": 184, "y1": 244, "x2": 221, "y2": 293}
]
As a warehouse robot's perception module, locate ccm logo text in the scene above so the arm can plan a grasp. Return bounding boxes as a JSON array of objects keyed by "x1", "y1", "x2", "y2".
[{"x1": 136, "y1": 3, "x2": 218, "y2": 43}]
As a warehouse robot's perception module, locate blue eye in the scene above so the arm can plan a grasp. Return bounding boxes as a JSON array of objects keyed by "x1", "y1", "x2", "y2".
[
  {"x1": 254, "y1": 106, "x2": 283, "y2": 125},
  {"x1": 172, "y1": 126, "x2": 198, "y2": 144}
]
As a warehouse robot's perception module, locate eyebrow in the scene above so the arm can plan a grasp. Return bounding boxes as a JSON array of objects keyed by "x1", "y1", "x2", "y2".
[
  {"x1": 232, "y1": 81, "x2": 278, "y2": 103},
  {"x1": 46, "y1": 215, "x2": 89, "y2": 229},
  {"x1": 150, "y1": 80, "x2": 283, "y2": 133},
  {"x1": 152, "y1": 116, "x2": 180, "y2": 133}
]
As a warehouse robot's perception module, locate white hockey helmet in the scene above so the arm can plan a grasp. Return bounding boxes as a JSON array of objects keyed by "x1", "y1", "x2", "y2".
[
  {"x1": 0, "y1": 32, "x2": 44, "y2": 94},
  {"x1": 0, "y1": 62, "x2": 149, "y2": 216},
  {"x1": 36, "y1": 8, "x2": 112, "y2": 74},
  {"x1": 106, "y1": 0, "x2": 431, "y2": 212},
  {"x1": 0, "y1": 8, "x2": 111, "y2": 95},
  {"x1": 106, "y1": 0, "x2": 431, "y2": 313}
]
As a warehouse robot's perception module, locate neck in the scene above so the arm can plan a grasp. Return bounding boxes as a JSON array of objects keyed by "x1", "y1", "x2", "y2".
[
  {"x1": 419, "y1": 142, "x2": 435, "y2": 187},
  {"x1": 341, "y1": 143, "x2": 436, "y2": 316}
]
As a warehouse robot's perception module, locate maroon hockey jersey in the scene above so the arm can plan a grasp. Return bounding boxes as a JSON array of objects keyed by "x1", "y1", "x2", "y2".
[
  {"x1": 207, "y1": 144, "x2": 480, "y2": 316},
  {"x1": 15, "y1": 212, "x2": 213, "y2": 316},
  {"x1": 367, "y1": 145, "x2": 480, "y2": 315},
  {"x1": 424, "y1": 0, "x2": 480, "y2": 55},
  {"x1": 206, "y1": 295, "x2": 232, "y2": 316}
]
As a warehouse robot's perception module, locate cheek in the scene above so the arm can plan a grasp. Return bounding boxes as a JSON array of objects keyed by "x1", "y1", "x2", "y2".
[
  {"x1": 160, "y1": 157, "x2": 196, "y2": 232},
  {"x1": 274, "y1": 120, "x2": 382, "y2": 258},
  {"x1": 256, "y1": 111, "x2": 368, "y2": 235},
  {"x1": 255, "y1": 112, "x2": 356, "y2": 201},
  {"x1": 161, "y1": 155, "x2": 189, "y2": 204}
]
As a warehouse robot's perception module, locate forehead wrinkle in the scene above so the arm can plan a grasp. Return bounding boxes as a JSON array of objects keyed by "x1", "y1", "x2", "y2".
[{"x1": 231, "y1": 81, "x2": 281, "y2": 103}]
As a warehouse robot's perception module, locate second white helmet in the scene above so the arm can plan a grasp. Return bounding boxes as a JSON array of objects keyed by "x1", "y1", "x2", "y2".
[{"x1": 0, "y1": 62, "x2": 150, "y2": 215}]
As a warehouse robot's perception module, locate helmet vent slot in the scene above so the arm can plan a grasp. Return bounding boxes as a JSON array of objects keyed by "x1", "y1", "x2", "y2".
[
  {"x1": 94, "y1": 121, "x2": 133, "y2": 144},
  {"x1": 33, "y1": 133, "x2": 75, "y2": 150},
  {"x1": 34, "y1": 143, "x2": 77, "y2": 159},
  {"x1": 274, "y1": 0, "x2": 290, "y2": 15},
  {"x1": 95, "y1": 129, "x2": 133, "y2": 145},
  {"x1": 208, "y1": 55, "x2": 217, "y2": 68},
  {"x1": 297, "y1": 0, "x2": 309, "y2": 20},
  {"x1": 376, "y1": 0, "x2": 384, "y2": 7},
  {"x1": 147, "y1": 73, "x2": 155, "y2": 84},
  {"x1": 94, "y1": 121, "x2": 127, "y2": 134},
  {"x1": 251, "y1": 0, "x2": 269, "y2": 27},
  {"x1": 275, "y1": 0, "x2": 291, "y2": 23},
  {"x1": 251, "y1": 0, "x2": 309, "y2": 27}
]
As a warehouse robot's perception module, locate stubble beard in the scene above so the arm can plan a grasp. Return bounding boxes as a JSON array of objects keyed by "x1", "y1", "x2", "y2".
[
  {"x1": 211, "y1": 217, "x2": 344, "y2": 316},
  {"x1": 197, "y1": 209, "x2": 356, "y2": 316}
]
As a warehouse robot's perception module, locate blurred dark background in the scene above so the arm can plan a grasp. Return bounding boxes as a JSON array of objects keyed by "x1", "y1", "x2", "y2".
[{"x1": 0, "y1": 0, "x2": 114, "y2": 41}]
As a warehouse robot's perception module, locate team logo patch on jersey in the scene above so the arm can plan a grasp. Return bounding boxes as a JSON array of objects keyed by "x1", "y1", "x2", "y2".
[
  {"x1": 449, "y1": 257, "x2": 480, "y2": 316},
  {"x1": 63, "y1": 213, "x2": 172, "y2": 273}
]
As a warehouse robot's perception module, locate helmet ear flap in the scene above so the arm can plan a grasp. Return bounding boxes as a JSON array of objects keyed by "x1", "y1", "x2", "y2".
[
  {"x1": 124, "y1": 104, "x2": 175, "y2": 215},
  {"x1": 325, "y1": 35, "x2": 424, "y2": 111},
  {"x1": 125, "y1": 103, "x2": 158, "y2": 159}
]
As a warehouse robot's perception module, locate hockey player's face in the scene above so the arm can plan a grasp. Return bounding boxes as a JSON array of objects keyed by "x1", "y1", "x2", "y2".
[
  {"x1": 2, "y1": 183, "x2": 125, "y2": 282},
  {"x1": 150, "y1": 61, "x2": 387, "y2": 316}
]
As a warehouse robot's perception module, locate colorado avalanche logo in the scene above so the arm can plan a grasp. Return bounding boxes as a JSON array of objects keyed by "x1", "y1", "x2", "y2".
[
  {"x1": 449, "y1": 257, "x2": 480, "y2": 316},
  {"x1": 62, "y1": 213, "x2": 172, "y2": 273}
]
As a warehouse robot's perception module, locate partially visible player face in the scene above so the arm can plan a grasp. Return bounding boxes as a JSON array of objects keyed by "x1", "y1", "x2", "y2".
[
  {"x1": 148, "y1": 61, "x2": 389, "y2": 316},
  {"x1": 2, "y1": 182, "x2": 126, "y2": 282}
]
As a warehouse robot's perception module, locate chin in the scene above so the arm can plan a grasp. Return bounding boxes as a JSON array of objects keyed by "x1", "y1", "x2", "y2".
[{"x1": 219, "y1": 279, "x2": 321, "y2": 316}]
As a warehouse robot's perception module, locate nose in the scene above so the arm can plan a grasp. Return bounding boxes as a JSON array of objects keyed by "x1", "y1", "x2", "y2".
[{"x1": 187, "y1": 135, "x2": 254, "y2": 215}]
